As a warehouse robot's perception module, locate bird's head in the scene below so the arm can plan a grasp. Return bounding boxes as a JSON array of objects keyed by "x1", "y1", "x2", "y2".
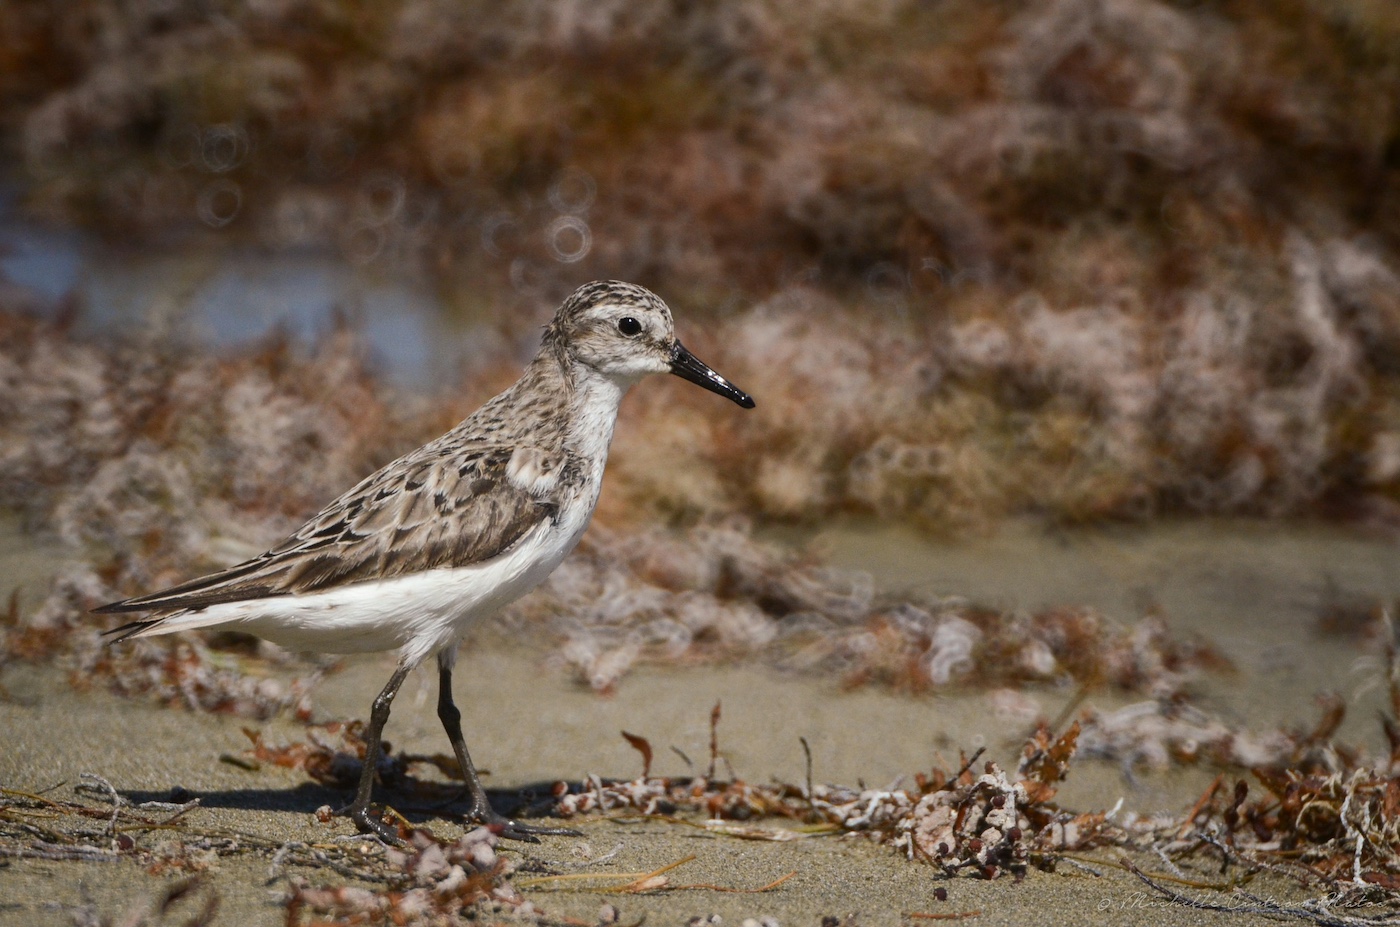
[{"x1": 548, "y1": 280, "x2": 754, "y2": 408}]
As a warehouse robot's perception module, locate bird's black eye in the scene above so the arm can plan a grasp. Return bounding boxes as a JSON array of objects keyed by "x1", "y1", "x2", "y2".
[{"x1": 617, "y1": 317, "x2": 642, "y2": 336}]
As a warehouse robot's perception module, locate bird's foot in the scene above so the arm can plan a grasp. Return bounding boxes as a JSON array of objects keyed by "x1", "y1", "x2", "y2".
[
  {"x1": 335, "y1": 802, "x2": 403, "y2": 844},
  {"x1": 468, "y1": 802, "x2": 581, "y2": 843}
]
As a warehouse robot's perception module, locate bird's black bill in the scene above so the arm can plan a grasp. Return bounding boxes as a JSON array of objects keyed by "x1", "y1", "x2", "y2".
[{"x1": 669, "y1": 341, "x2": 755, "y2": 408}]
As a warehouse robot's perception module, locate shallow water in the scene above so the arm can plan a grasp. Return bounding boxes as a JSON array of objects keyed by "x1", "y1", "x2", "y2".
[{"x1": 0, "y1": 196, "x2": 508, "y2": 389}]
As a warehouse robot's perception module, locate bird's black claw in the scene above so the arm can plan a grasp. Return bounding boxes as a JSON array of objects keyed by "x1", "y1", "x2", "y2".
[
  {"x1": 336, "y1": 803, "x2": 402, "y2": 844},
  {"x1": 470, "y1": 804, "x2": 580, "y2": 842}
]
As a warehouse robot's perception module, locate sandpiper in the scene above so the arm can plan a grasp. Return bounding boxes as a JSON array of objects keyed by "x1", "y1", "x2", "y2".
[{"x1": 95, "y1": 281, "x2": 754, "y2": 842}]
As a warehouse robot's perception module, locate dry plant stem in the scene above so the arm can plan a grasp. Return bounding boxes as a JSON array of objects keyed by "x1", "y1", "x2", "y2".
[
  {"x1": 942, "y1": 747, "x2": 987, "y2": 791},
  {"x1": 801, "y1": 735, "x2": 815, "y2": 806},
  {"x1": 517, "y1": 854, "x2": 697, "y2": 893},
  {"x1": 0, "y1": 841, "x2": 120, "y2": 861},
  {"x1": 1054, "y1": 855, "x2": 1105, "y2": 877},
  {"x1": 708, "y1": 701, "x2": 722, "y2": 780},
  {"x1": 76, "y1": 772, "x2": 122, "y2": 837},
  {"x1": 669, "y1": 870, "x2": 798, "y2": 894},
  {"x1": 1177, "y1": 773, "x2": 1225, "y2": 839}
]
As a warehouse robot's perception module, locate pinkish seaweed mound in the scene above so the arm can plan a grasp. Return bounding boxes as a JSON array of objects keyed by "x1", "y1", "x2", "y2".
[{"x1": 4, "y1": 1, "x2": 1400, "y2": 527}]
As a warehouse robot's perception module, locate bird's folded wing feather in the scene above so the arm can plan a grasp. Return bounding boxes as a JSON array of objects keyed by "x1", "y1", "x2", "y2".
[{"x1": 94, "y1": 443, "x2": 564, "y2": 614}]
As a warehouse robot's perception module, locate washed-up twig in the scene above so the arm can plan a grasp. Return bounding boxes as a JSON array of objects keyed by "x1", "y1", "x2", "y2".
[
  {"x1": 1123, "y1": 859, "x2": 1253, "y2": 892},
  {"x1": 801, "y1": 736, "x2": 814, "y2": 805},
  {"x1": 268, "y1": 841, "x2": 307, "y2": 880},
  {"x1": 1054, "y1": 855, "x2": 1105, "y2": 877},
  {"x1": 708, "y1": 702, "x2": 721, "y2": 780},
  {"x1": 517, "y1": 852, "x2": 792, "y2": 896},
  {"x1": 517, "y1": 854, "x2": 697, "y2": 893},
  {"x1": 308, "y1": 847, "x2": 392, "y2": 883},
  {"x1": 0, "y1": 786, "x2": 69, "y2": 809},
  {"x1": 1153, "y1": 844, "x2": 1188, "y2": 879},
  {"x1": 701, "y1": 821, "x2": 809, "y2": 841},
  {"x1": 218, "y1": 753, "x2": 260, "y2": 771},
  {"x1": 76, "y1": 773, "x2": 123, "y2": 838},
  {"x1": 942, "y1": 748, "x2": 986, "y2": 791},
  {"x1": 0, "y1": 840, "x2": 120, "y2": 861},
  {"x1": 134, "y1": 797, "x2": 202, "y2": 813},
  {"x1": 266, "y1": 840, "x2": 387, "y2": 883},
  {"x1": 669, "y1": 870, "x2": 797, "y2": 894}
]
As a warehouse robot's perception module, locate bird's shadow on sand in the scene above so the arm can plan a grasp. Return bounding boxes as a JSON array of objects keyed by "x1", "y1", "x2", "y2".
[{"x1": 121, "y1": 781, "x2": 566, "y2": 825}]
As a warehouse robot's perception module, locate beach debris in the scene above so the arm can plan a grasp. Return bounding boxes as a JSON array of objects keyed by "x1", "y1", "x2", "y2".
[
  {"x1": 547, "y1": 720, "x2": 1106, "y2": 879},
  {"x1": 1113, "y1": 623, "x2": 1400, "y2": 914},
  {"x1": 75, "y1": 634, "x2": 319, "y2": 721},
  {"x1": 0, "y1": 293, "x2": 1234, "y2": 708},
  {"x1": 0, "y1": 778, "x2": 532, "y2": 920},
  {"x1": 528, "y1": 525, "x2": 1227, "y2": 697},
  {"x1": 227, "y1": 710, "x2": 1104, "y2": 881},
  {"x1": 1077, "y1": 698, "x2": 1300, "y2": 771},
  {"x1": 6, "y1": 0, "x2": 1400, "y2": 536},
  {"x1": 1122, "y1": 858, "x2": 1400, "y2": 927},
  {"x1": 516, "y1": 853, "x2": 795, "y2": 895},
  {"x1": 57, "y1": 877, "x2": 220, "y2": 927},
  {"x1": 285, "y1": 826, "x2": 527, "y2": 925}
]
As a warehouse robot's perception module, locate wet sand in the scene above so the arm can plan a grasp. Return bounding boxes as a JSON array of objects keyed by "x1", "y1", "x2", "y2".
[
  {"x1": 0, "y1": 652, "x2": 1281, "y2": 927},
  {"x1": 805, "y1": 518, "x2": 1400, "y2": 747},
  {"x1": 3, "y1": 518, "x2": 1399, "y2": 925}
]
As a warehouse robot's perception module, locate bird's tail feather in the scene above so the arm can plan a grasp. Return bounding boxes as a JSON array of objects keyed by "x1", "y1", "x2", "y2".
[{"x1": 102, "y1": 609, "x2": 230, "y2": 642}]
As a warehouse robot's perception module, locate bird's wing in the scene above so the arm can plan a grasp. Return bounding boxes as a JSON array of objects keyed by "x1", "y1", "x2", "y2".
[{"x1": 94, "y1": 442, "x2": 567, "y2": 614}]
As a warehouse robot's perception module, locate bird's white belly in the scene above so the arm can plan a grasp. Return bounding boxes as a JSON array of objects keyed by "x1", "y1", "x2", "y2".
[{"x1": 161, "y1": 513, "x2": 590, "y2": 666}]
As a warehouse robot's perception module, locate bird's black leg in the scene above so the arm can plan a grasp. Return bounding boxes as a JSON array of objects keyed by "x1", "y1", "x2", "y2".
[
  {"x1": 437, "y1": 651, "x2": 579, "y2": 842},
  {"x1": 337, "y1": 661, "x2": 413, "y2": 843}
]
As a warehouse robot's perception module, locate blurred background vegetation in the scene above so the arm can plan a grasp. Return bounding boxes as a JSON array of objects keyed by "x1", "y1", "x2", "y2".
[{"x1": 2, "y1": 0, "x2": 1400, "y2": 538}]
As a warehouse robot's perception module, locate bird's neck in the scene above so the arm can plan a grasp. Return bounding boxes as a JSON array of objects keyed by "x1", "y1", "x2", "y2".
[
  {"x1": 512, "y1": 343, "x2": 628, "y2": 464},
  {"x1": 565, "y1": 367, "x2": 626, "y2": 467}
]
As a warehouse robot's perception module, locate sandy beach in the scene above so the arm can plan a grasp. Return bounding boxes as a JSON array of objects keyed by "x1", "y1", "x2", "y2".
[
  {"x1": 5, "y1": 2, "x2": 1400, "y2": 920},
  {"x1": 5, "y1": 519, "x2": 1399, "y2": 925},
  {"x1": 0, "y1": 651, "x2": 1282, "y2": 927}
]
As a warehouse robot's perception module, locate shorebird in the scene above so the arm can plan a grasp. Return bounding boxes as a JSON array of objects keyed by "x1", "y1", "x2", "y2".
[{"x1": 94, "y1": 281, "x2": 754, "y2": 842}]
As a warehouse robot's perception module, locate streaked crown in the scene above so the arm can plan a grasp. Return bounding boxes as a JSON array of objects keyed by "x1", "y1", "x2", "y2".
[{"x1": 547, "y1": 281, "x2": 677, "y2": 383}]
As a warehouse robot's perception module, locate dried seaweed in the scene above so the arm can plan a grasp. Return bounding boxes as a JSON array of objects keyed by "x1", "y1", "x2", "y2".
[
  {"x1": 1109, "y1": 617, "x2": 1400, "y2": 911},
  {"x1": 543, "y1": 722, "x2": 1107, "y2": 880},
  {"x1": 524, "y1": 524, "x2": 1226, "y2": 697},
  {"x1": 57, "y1": 877, "x2": 220, "y2": 927},
  {"x1": 1, "y1": 0, "x2": 1399, "y2": 536},
  {"x1": 0, "y1": 302, "x2": 1232, "y2": 707},
  {"x1": 0, "y1": 777, "x2": 528, "y2": 921},
  {"x1": 221, "y1": 710, "x2": 1106, "y2": 883},
  {"x1": 284, "y1": 828, "x2": 527, "y2": 925}
]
